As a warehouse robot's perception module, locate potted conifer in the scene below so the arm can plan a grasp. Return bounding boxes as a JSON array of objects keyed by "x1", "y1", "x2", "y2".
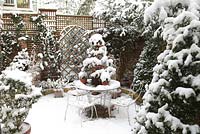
[
  {"x1": 0, "y1": 71, "x2": 41, "y2": 134},
  {"x1": 0, "y1": 49, "x2": 41, "y2": 134}
]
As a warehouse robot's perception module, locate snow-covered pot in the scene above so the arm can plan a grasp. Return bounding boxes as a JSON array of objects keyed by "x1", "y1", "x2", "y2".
[
  {"x1": 79, "y1": 72, "x2": 87, "y2": 84},
  {"x1": 21, "y1": 122, "x2": 31, "y2": 134},
  {"x1": 54, "y1": 89, "x2": 64, "y2": 98},
  {"x1": 80, "y1": 78, "x2": 87, "y2": 84},
  {"x1": 111, "y1": 89, "x2": 122, "y2": 99}
]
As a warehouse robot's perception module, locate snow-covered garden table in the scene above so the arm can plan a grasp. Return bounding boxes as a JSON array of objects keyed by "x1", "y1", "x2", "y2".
[
  {"x1": 73, "y1": 80, "x2": 120, "y2": 117},
  {"x1": 73, "y1": 80, "x2": 120, "y2": 92}
]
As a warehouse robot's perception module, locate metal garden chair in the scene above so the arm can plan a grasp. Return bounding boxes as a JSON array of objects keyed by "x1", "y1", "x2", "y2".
[
  {"x1": 64, "y1": 88, "x2": 98, "y2": 126},
  {"x1": 110, "y1": 90, "x2": 142, "y2": 125}
]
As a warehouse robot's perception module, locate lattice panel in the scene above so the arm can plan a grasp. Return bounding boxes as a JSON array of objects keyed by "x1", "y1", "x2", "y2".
[{"x1": 59, "y1": 25, "x2": 90, "y2": 81}]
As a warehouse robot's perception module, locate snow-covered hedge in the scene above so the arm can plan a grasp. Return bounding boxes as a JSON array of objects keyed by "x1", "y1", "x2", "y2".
[{"x1": 93, "y1": 0, "x2": 149, "y2": 56}]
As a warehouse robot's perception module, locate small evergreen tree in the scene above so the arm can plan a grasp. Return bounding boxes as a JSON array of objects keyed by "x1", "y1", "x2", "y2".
[
  {"x1": 133, "y1": 0, "x2": 200, "y2": 133},
  {"x1": 1, "y1": 14, "x2": 24, "y2": 71},
  {"x1": 94, "y1": 1, "x2": 147, "y2": 57},
  {"x1": 11, "y1": 14, "x2": 25, "y2": 40},
  {"x1": 79, "y1": 34, "x2": 116, "y2": 86},
  {"x1": 0, "y1": 50, "x2": 41, "y2": 133},
  {"x1": 8, "y1": 48, "x2": 31, "y2": 71},
  {"x1": 31, "y1": 15, "x2": 61, "y2": 80},
  {"x1": 132, "y1": 15, "x2": 165, "y2": 94},
  {"x1": 77, "y1": 0, "x2": 95, "y2": 15}
]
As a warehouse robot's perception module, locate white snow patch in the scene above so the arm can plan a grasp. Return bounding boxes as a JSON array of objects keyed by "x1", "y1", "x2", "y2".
[
  {"x1": 174, "y1": 87, "x2": 196, "y2": 98},
  {"x1": 2, "y1": 69, "x2": 32, "y2": 85}
]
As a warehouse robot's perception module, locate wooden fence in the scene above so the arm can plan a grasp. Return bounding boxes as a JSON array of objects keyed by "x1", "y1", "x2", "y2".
[{"x1": 1, "y1": 9, "x2": 106, "y2": 36}]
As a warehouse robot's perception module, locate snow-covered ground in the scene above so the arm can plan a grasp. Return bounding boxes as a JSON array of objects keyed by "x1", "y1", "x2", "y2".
[{"x1": 25, "y1": 93, "x2": 137, "y2": 134}]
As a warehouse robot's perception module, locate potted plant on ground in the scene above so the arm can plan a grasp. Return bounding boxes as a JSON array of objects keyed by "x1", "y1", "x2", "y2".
[
  {"x1": 0, "y1": 70, "x2": 41, "y2": 134},
  {"x1": 0, "y1": 49, "x2": 41, "y2": 134},
  {"x1": 52, "y1": 79, "x2": 64, "y2": 98}
]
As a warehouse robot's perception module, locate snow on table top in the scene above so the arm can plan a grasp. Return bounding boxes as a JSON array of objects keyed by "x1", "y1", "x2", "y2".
[{"x1": 73, "y1": 80, "x2": 120, "y2": 91}]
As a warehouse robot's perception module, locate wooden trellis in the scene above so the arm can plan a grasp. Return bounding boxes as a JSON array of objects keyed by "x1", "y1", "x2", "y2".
[{"x1": 59, "y1": 25, "x2": 90, "y2": 81}]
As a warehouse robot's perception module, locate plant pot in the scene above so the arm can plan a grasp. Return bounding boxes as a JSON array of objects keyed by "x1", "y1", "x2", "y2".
[
  {"x1": 112, "y1": 89, "x2": 122, "y2": 99},
  {"x1": 80, "y1": 78, "x2": 87, "y2": 84},
  {"x1": 91, "y1": 77, "x2": 101, "y2": 86},
  {"x1": 92, "y1": 65, "x2": 105, "y2": 72},
  {"x1": 102, "y1": 81, "x2": 109, "y2": 85},
  {"x1": 95, "y1": 65, "x2": 105, "y2": 70},
  {"x1": 54, "y1": 90, "x2": 64, "y2": 98},
  {"x1": 21, "y1": 122, "x2": 31, "y2": 134}
]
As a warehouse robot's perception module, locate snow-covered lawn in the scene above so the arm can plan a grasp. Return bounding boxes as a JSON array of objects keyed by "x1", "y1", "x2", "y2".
[{"x1": 25, "y1": 93, "x2": 137, "y2": 134}]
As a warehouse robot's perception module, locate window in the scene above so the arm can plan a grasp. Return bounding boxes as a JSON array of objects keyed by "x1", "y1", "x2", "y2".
[
  {"x1": 17, "y1": 0, "x2": 30, "y2": 8},
  {"x1": 4, "y1": 0, "x2": 30, "y2": 8},
  {"x1": 4, "y1": 0, "x2": 14, "y2": 6}
]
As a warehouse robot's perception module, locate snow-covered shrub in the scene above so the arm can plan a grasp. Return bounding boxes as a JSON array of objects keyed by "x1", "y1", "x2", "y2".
[
  {"x1": 133, "y1": 0, "x2": 200, "y2": 133},
  {"x1": 7, "y1": 48, "x2": 31, "y2": 71},
  {"x1": 132, "y1": 12, "x2": 166, "y2": 94},
  {"x1": 31, "y1": 15, "x2": 61, "y2": 80},
  {"x1": 0, "y1": 45, "x2": 41, "y2": 133},
  {"x1": 39, "y1": 78, "x2": 69, "y2": 94},
  {"x1": 93, "y1": 0, "x2": 148, "y2": 58},
  {"x1": 11, "y1": 14, "x2": 25, "y2": 39},
  {"x1": 0, "y1": 69, "x2": 41, "y2": 134},
  {"x1": 0, "y1": 14, "x2": 25, "y2": 71}
]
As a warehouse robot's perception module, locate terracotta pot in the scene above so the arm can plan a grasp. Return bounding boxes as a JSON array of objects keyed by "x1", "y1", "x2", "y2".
[
  {"x1": 80, "y1": 78, "x2": 87, "y2": 84},
  {"x1": 92, "y1": 65, "x2": 105, "y2": 72},
  {"x1": 54, "y1": 90, "x2": 64, "y2": 98},
  {"x1": 112, "y1": 90, "x2": 122, "y2": 99},
  {"x1": 21, "y1": 122, "x2": 31, "y2": 134},
  {"x1": 95, "y1": 65, "x2": 104, "y2": 70},
  {"x1": 102, "y1": 81, "x2": 109, "y2": 85}
]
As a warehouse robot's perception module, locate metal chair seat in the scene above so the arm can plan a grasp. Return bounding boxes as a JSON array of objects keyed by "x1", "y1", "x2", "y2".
[{"x1": 64, "y1": 89, "x2": 98, "y2": 126}]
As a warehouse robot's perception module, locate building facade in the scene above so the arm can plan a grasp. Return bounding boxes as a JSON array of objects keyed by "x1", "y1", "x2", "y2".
[
  {"x1": 2, "y1": 0, "x2": 38, "y2": 13},
  {"x1": 1, "y1": 0, "x2": 85, "y2": 15}
]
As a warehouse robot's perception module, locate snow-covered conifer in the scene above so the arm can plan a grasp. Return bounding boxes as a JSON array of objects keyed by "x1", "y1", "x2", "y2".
[
  {"x1": 79, "y1": 34, "x2": 116, "y2": 86},
  {"x1": 132, "y1": 14, "x2": 165, "y2": 94},
  {"x1": 133, "y1": 0, "x2": 200, "y2": 133},
  {"x1": 0, "y1": 55, "x2": 41, "y2": 133},
  {"x1": 7, "y1": 49, "x2": 31, "y2": 71},
  {"x1": 31, "y1": 15, "x2": 61, "y2": 80},
  {"x1": 1, "y1": 14, "x2": 24, "y2": 71}
]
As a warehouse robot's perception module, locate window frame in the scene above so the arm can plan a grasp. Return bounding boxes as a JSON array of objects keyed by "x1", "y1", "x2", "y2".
[
  {"x1": 3, "y1": 0, "x2": 15, "y2": 6},
  {"x1": 3, "y1": 0, "x2": 33, "y2": 9}
]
